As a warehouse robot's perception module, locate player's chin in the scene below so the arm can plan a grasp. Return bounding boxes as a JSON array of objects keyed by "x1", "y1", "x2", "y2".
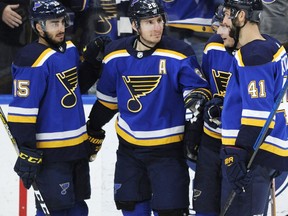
[
  {"x1": 223, "y1": 40, "x2": 230, "y2": 47},
  {"x1": 151, "y1": 36, "x2": 162, "y2": 43},
  {"x1": 224, "y1": 41, "x2": 234, "y2": 48},
  {"x1": 54, "y1": 37, "x2": 65, "y2": 44}
]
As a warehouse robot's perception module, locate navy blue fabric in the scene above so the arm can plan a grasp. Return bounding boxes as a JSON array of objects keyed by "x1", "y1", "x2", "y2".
[
  {"x1": 221, "y1": 164, "x2": 275, "y2": 216},
  {"x1": 36, "y1": 201, "x2": 88, "y2": 216},
  {"x1": 122, "y1": 200, "x2": 152, "y2": 216},
  {"x1": 114, "y1": 141, "x2": 190, "y2": 211},
  {"x1": 35, "y1": 159, "x2": 90, "y2": 211},
  {"x1": 193, "y1": 133, "x2": 222, "y2": 214}
]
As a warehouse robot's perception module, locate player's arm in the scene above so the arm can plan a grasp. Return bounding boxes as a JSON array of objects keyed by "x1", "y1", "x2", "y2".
[
  {"x1": 8, "y1": 87, "x2": 44, "y2": 190},
  {"x1": 183, "y1": 117, "x2": 203, "y2": 162},
  {"x1": 78, "y1": 36, "x2": 112, "y2": 94},
  {"x1": 180, "y1": 51, "x2": 212, "y2": 113},
  {"x1": 235, "y1": 49, "x2": 277, "y2": 153},
  {"x1": 221, "y1": 50, "x2": 277, "y2": 194},
  {"x1": 86, "y1": 100, "x2": 118, "y2": 161}
]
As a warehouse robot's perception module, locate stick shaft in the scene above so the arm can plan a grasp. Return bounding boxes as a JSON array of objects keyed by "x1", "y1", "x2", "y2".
[{"x1": 271, "y1": 178, "x2": 276, "y2": 216}]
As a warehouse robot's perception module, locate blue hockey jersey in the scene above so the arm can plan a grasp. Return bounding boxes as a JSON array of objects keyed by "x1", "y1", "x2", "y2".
[
  {"x1": 8, "y1": 41, "x2": 88, "y2": 162},
  {"x1": 221, "y1": 35, "x2": 288, "y2": 171},
  {"x1": 201, "y1": 34, "x2": 233, "y2": 139},
  {"x1": 96, "y1": 35, "x2": 210, "y2": 147}
]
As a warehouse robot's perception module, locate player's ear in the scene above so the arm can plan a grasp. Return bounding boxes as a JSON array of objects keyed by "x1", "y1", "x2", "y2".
[
  {"x1": 238, "y1": 10, "x2": 246, "y2": 22},
  {"x1": 131, "y1": 21, "x2": 138, "y2": 32},
  {"x1": 36, "y1": 23, "x2": 44, "y2": 35}
]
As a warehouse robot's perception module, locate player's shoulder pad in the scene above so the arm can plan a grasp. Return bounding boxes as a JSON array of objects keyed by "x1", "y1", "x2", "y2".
[
  {"x1": 203, "y1": 34, "x2": 225, "y2": 54},
  {"x1": 262, "y1": 34, "x2": 282, "y2": 45},
  {"x1": 13, "y1": 41, "x2": 48, "y2": 67},
  {"x1": 206, "y1": 34, "x2": 223, "y2": 45},
  {"x1": 14, "y1": 41, "x2": 73, "y2": 67},
  {"x1": 158, "y1": 35, "x2": 196, "y2": 57},
  {"x1": 238, "y1": 34, "x2": 281, "y2": 66},
  {"x1": 104, "y1": 36, "x2": 133, "y2": 56}
]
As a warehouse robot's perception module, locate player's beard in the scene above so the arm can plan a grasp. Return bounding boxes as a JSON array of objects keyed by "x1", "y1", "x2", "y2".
[{"x1": 43, "y1": 31, "x2": 66, "y2": 49}]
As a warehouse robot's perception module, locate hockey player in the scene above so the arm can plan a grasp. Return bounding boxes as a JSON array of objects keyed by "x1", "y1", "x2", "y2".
[
  {"x1": 190, "y1": 5, "x2": 236, "y2": 216},
  {"x1": 220, "y1": 0, "x2": 288, "y2": 215},
  {"x1": 85, "y1": 0, "x2": 211, "y2": 215},
  {"x1": 7, "y1": 0, "x2": 99, "y2": 215}
]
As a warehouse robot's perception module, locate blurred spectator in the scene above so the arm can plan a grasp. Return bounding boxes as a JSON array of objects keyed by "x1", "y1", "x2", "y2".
[
  {"x1": 0, "y1": 0, "x2": 31, "y2": 94},
  {"x1": 260, "y1": 0, "x2": 288, "y2": 49},
  {"x1": 162, "y1": 0, "x2": 224, "y2": 63},
  {"x1": 0, "y1": 0, "x2": 226, "y2": 94},
  {"x1": 75, "y1": 0, "x2": 121, "y2": 54},
  {"x1": 76, "y1": 0, "x2": 224, "y2": 63},
  {"x1": 0, "y1": 0, "x2": 91, "y2": 94},
  {"x1": 60, "y1": 0, "x2": 90, "y2": 50}
]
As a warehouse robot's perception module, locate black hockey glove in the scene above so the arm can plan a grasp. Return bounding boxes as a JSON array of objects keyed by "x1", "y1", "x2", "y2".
[
  {"x1": 183, "y1": 119, "x2": 203, "y2": 162},
  {"x1": 14, "y1": 147, "x2": 43, "y2": 189},
  {"x1": 184, "y1": 89, "x2": 211, "y2": 122},
  {"x1": 82, "y1": 36, "x2": 112, "y2": 67},
  {"x1": 86, "y1": 121, "x2": 105, "y2": 162},
  {"x1": 221, "y1": 146, "x2": 253, "y2": 194},
  {"x1": 203, "y1": 97, "x2": 223, "y2": 129}
]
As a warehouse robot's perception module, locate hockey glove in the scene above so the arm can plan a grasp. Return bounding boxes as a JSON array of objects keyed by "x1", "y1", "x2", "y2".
[
  {"x1": 87, "y1": 121, "x2": 105, "y2": 162},
  {"x1": 184, "y1": 89, "x2": 211, "y2": 121},
  {"x1": 183, "y1": 120, "x2": 203, "y2": 162},
  {"x1": 221, "y1": 146, "x2": 253, "y2": 194},
  {"x1": 14, "y1": 147, "x2": 43, "y2": 189},
  {"x1": 82, "y1": 36, "x2": 112, "y2": 67},
  {"x1": 203, "y1": 97, "x2": 223, "y2": 129}
]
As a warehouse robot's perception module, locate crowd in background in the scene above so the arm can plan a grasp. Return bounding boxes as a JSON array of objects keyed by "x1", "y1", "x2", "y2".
[{"x1": 0, "y1": 0, "x2": 287, "y2": 94}]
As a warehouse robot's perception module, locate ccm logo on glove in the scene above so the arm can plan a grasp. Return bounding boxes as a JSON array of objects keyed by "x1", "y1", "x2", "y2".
[{"x1": 19, "y1": 152, "x2": 42, "y2": 164}]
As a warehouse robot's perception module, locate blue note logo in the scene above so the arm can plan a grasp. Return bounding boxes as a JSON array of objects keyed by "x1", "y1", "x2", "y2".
[
  {"x1": 59, "y1": 182, "x2": 70, "y2": 195},
  {"x1": 114, "y1": 183, "x2": 122, "y2": 195},
  {"x1": 122, "y1": 75, "x2": 161, "y2": 113}
]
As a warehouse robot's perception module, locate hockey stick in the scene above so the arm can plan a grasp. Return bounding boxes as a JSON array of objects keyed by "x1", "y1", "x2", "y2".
[
  {"x1": 0, "y1": 106, "x2": 51, "y2": 216},
  {"x1": 270, "y1": 178, "x2": 276, "y2": 216},
  {"x1": 220, "y1": 78, "x2": 288, "y2": 216}
]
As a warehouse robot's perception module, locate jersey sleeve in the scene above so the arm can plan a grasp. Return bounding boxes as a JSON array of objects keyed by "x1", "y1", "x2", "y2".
[
  {"x1": 180, "y1": 54, "x2": 210, "y2": 95},
  {"x1": 234, "y1": 45, "x2": 287, "y2": 151},
  {"x1": 8, "y1": 62, "x2": 48, "y2": 149},
  {"x1": 95, "y1": 52, "x2": 119, "y2": 111}
]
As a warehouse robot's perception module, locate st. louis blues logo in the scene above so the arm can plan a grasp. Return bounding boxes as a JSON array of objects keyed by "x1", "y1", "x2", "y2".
[
  {"x1": 56, "y1": 67, "x2": 78, "y2": 108},
  {"x1": 114, "y1": 183, "x2": 122, "y2": 195},
  {"x1": 122, "y1": 75, "x2": 161, "y2": 113},
  {"x1": 212, "y1": 69, "x2": 232, "y2": 97},
  {"x1": 32, "y1": 2, "x2": 41, "y2": 11},
  {"x1": 59, "y1": 182, "x2": 70, "y2": 195}
]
